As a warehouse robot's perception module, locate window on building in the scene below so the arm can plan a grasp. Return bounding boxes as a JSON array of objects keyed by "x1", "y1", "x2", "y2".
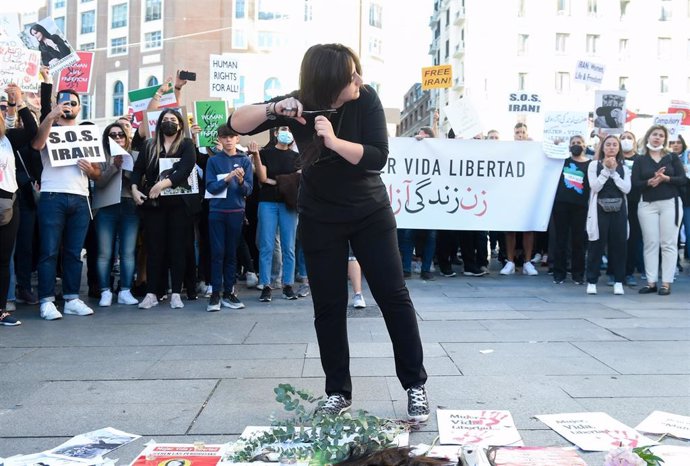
[
  {"x1": 232, "y1": 29, "x2": 247, "y2": 49},
  {"x1": 110, "y1": 37, "x2": 127, "y2": 55},
  {"x1": 555, "y1": 33, "x2": 568, "y2": 54},
  {"x1": 80, "y1": 43, "x2": 95, "y2": 51},
  {"x1": 557, "y1": 0, "x2": 570, "y2": 15},
  {"x1": 112, "y1": 4, "x2": 127, "y2": 28},
  {"x1": 147, "y1": 76, "x2": 159, "y2": 87},
  {"x1": 657, "y1": 37, "x2": 672, "y2": 59},
  {"x1": 517, "y1": 34, "x2": 529, "y2": 55},
  {"x1": 369, "y1": 3, "x2": 382, "y2": 28},
  {"x1": 113, "y1": 81, "x2": 124, "y2": 116},
  {"x1": 587, "y1": 0, "x2": 597, "y2": 14},
  {"x1": 555, "y1": 72, "x2": 570, "y2": 93},
  {"x1": 445, "y1": 39, "x2": 449, "y2": 59},
  {"x1": 54, "y1": 0, "x2": 65, "y2": 8},
  {"x1": 145, "y1": 0, "x2": 162, "y2": 21},
  {"x1": 257, "y1": 31, "x2": 288, "y2": 49},
  {"x1": 660, "y1": 0, "x2": 672, "y2": 20},
  {"x1": 81, "y1": 0, "x2": 93, "y2": 3},
  {"x1": 518, "y1": 72, "x2": 527, "y2": 91},
  {"x1": 586, "y1": 34, "x2": 599, "y2": 55},
  {"x1": 258, "y1": 0, "x2": 290, "y2": 20},
  {"x1": 304, "y1": 0, "x2": 313, "y2": 21},
  {"x1": 81, "y1": 94, "x2": 91, "y2": 120},
  {"x1": 144, "y1": 31, "x2": 162, "y2": 49},
  {"x1": 54, "y1": 16, "x2": 65, "y2": 32},
  {"x1": 80, "y1": 10, "x2": 95, "y2": 34},
  {"x1": 235, "y1": 0, "x2": 246, "y2": 19},
  {"x1": 517, "y1": 0, "x2": 526, "y2": 16},
  {"x1": 619, "y1": 76, "x2": 628, "y2": 90},
  {"x1": 368, "y1": 37, "x2": 383, "y2": 57},
  {"x1": 660, "y1": 76, "x2": 669, "y2": 93},
  {"x1": 620, "y1": 0, "x2": 630, "y2": 16}
]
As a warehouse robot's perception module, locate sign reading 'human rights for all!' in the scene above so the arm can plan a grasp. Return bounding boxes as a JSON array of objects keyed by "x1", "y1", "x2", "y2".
[
  {"x1": 45, "y1": 126, "x2": 105, "y2": 167},
  {"x1": 209, "y1": 54, "x2": 240, "y2": 99}
]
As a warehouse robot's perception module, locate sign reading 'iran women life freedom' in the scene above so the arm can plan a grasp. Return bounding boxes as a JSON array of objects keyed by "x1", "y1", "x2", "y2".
[
  {"x1": 382, "y1": 138, "x2": 563, "y2": 231},
  {"x1": 45, "y1": 126, "x2": 106, "y2": 167}
]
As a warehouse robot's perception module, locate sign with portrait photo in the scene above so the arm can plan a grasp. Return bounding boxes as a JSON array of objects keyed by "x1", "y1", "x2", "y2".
[
  {"x1": 159, "y1": 158, "x2": 199, "y2": 196},
  {"x1": 594, "y1": 90, "x2": 627, "y2": 134},
  {"x1": 20, "y1": 16, "x2": 78, "y2": 73}
]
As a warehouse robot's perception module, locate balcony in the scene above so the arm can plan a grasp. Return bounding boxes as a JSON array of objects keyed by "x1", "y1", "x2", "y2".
[
  {"x1": 454, "y1": 7, "x2": 466, "y2": 25},
  {"x1": 453, "y1": 41, "x2": 465, "y2": 58},
  {"x1": 428, "y1": 37, "x2": 439, "y2": 54},
  {"x1": 453, "y1": 77, "x2": 464, "y2": 90}
]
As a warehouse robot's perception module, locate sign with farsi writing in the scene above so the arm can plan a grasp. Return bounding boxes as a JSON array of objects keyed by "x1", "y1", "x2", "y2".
[
  {"x1": 194, "y1": 100, "x2": 228, "y2": 147},
  {"x1": 58, "y1": 51, "x2": 94, "y2": 94}
]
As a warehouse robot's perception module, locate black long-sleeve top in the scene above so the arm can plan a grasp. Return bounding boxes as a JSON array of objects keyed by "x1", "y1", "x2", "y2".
[
  {"x1": 229, "y1": 85, "x2": 389, "y2": 222},
  {"x1": 3, "y1": 107, "x2": 39, "y2": 198},
  {"x1": 130, "y1": 137, "x2": 196, "y2": 200},
  {"x1": 631, "y1": 152, "x2": 686, "y2": 202}
]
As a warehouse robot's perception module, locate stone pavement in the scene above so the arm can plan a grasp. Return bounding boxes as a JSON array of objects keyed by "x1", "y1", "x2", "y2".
[{"x1": 1, "y1": 263, "x2": 689, "y2": 465}]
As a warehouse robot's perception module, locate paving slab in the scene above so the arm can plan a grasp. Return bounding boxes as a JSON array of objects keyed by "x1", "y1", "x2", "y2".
[
  {"x1": 302, "y1": 356, "x2": 460, "y2": 377},
  {"x1": 304, "y1": 342, "x2": 448, "y2": 358},
  {"x1": 572, "y1": 341, "x2": 690, "y2": 374},
  {"x1": 550, "y1": 374, "x2": 690, "y2": 397},
  {"x1": 417, "y1": 310, "x2": 528, "y2": 320},
  {"x1": 574, "y1": 397, "x2": 690, "y2": 428},
  {"x1": 476, "y1": 319, "x2": 625, "y2": 342}
]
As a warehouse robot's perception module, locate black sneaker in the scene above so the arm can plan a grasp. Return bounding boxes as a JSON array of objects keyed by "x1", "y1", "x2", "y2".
[
  {"x1": 463, "y1": 266, "x2": 488, "y2": 277},
  {"x1": 207, "y1": 292, "x2": 221, "y2": 312},
  {"x1": 440, "y1": 267, "x2": 457, "y2": 277},
  {"x1": 221, "y1": 291, "x2": 245, "y2": 309},
  {"x1": 0, "y1": 312, "x2": 21, "y2": 326},
  {"x1": 315, "y1": 393, "x2": 352, "y2": 416},
  {"x1": 282, "y1": 285, "x2": 298, "y2": 300},
  {"x1": 406, "y1": 385, "x2": 430, "y2": 422},
  {"x1": 420, "y1": 271, "x2": 435, "y2": 281},
  {"x1": 259, "y1": 286, "x2": 272, "y2": 302}
]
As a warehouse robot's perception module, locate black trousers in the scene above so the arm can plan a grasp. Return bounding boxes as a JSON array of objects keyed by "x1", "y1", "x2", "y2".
[
  {"x1": 436, "y1": 229, "x2": 459, "y2": 271},
  {"x1": 299, "y1": 207, "x2": 427, "y2": 398},
  {"x1": 552, "y1": 201, "x2": 587, "y2": 282},
  {"x1": 626, "y1": 201, "x2": 643, "y2": 276},
  {"x1": 0, "y1": 201, "x2": 19, "y2": 309},
  {"x1": 586, "y1": 206, "x2": 627, "y2": 284}
]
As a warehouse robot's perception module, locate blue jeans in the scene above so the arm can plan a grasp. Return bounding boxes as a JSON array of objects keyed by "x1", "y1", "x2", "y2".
[
  {"x1": 295, "y1": 238, "x2": 307, "y2": 279},
  {"x1": 208, "y1": 211, "x2": 244, "y2": 294},
  {"x1": 397, "y1": 229, "x2": 437, "y2": 273},
  {"x1": 37, "y1": 192, "x2": 91, "y2": 302},
  {"x1": 95, "y1": 198, "x2": 139, "y2": 291},
  {"x1": 257, "y1": 202, "x2": 297, "y2": 286}
]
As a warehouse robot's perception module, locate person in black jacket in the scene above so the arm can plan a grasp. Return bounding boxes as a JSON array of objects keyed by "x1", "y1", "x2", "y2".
[
  {"x1": 669, "y1": 134, "x2": 689, "y2": 261},
  {"x1": 229, "y1": 43, "x2": 429, "y2": 422}
]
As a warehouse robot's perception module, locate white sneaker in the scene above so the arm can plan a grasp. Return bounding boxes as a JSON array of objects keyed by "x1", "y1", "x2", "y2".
[
  {"x1": 586, "y1": 283, "x2": 597, "y2": 295},
  {"x1": 99, "y1": 289, "x2": 113, "y2": 307},
  {"x1": 138, "y1": 293, "x2": 159, "y2": 309},
  {"x1": 117, "y1": 289, "x2": 139, "y2": 305},
  {"x1": 613, "y1": 282, "x2": 624, "y2": 295},
  {"x1": 522, "y1": 261, "x2": 538, "y2": 276},
  {"x1": 245, "y1": 272, "x2": 258, "y2": 288},
  {"x1": 203, "y1": 285, "x2": 213, "y2": 298},
  {"x1": 352, "y1": 293, "x2": 366, "y2": 309},
  {"x1": 531, "y1": 253, "x2": 542, "y2": 264},
  {"x1": 40, "y1": 302, "x2": 62, "y2": 320},
  {"x1": 5, "y1": 301, "x2": 16, "y2": 311},
  {"x1": 63, "y1": 299, "x2": 94, "y2": 316},
  {"x1": 170, "y1": 293, "x2": 184, "y2": 309},
  {"x1": 500, "y1": 261, "x2": 516, "y2": 275}
]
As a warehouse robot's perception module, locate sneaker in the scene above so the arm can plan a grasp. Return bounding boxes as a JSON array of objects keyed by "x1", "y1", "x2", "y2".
[
  {"x1": 406, "y1": 385, "x2": 430, "y2": 422},
  {"x1": 245, "y1": 272, "x2": 259, "y2": 288},
  {"x1": 5, "y1": 301, "x2": 16, "y2": 311},
  {"x1": 420, "y1": 271, "x2": 435, "y2": 281},
  {"x1": 440, "y1": 267, "x2": 456, "y2": 277},
  {"x1": 411, "y1": 261, "x2": 422, "y2": 274},
  {"x1": 531, "y1": 253, "x2": 542, "y2": 264},
  {"x1": 283, "y1": 285, "x2": 298, "y2": 300},
  {"x1": 63, "y1": 299, "x2": 94, "y2": 316},
  {"x1": 40, "y1": 302, "x2": 62, "y2": 320},
  {"x1": 613, "y1": 282, "x2": 624, "y2": 295},
  {"x1": 221, "y1": 291, "x2": 245, "y2": 309},
  {"x1": 522, "y1": 261, "x2": 538, "y2": 276},
  {"x1": 138, "y1": 293, "x2": 159, "y2": 309},
  {"x1": 316, "y1": 393, "x2": 352, "y2": 416},
  {"x1": 170, "y1": 293, "x2": 184, "y2": 309},
  {"x1": 99, "y1": 289, "x2": 113, "y2": 307},
  {"x1": 586, "y1": 283, "x2": 597, "y2": 295},
  {"x1": 16, "y1": 288, "x2": 38, "y2": 305},
  {"x1": 0, "y1": 312, "x2": 21, "y2": 326},
  {"x1": 203, "y1": 285, "x2": 213, "y2": 298},
  {"x1": 117, "y1": 289, "x2": 139, "y2": 305},
  {"x1": 296, "y1": 284, "x2": 311, "y2": 297},
  {"x1": 607, "y1": 275, "x2": 615, "y2": 286},
  {"x1": 352, "y1": 293, "x2": 366, "y2": 309},
  {"x1": 207, "y1": 292, "x2": 221, "y2": 312},
  {"x1": 500, "y1": 261, "x2": 515, "y2": 275},
  {"x1": 553, "y1": 279, "x2": 565, "y2": 284},
  {"x1": 463, "y1": 266, "x2": 488, "y2": 277},
  {"x1": 625, "y1": 275, "x2": 637, "y2": 287},
  {"x1": 256, "y1": 283, "x2": 264, "y2": 291},
  {"x1": 259, "y1": 286, "x2": 272, "y2": 302}
]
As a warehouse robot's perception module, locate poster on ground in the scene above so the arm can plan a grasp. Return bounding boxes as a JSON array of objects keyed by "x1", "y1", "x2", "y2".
[
  {"x1": 492, "y1": 446, "x2": 587, "y2": 465},
  {"x1": 129, "y1": 443, "x2": 229, "y2": 466},
  {"x1": 49, "y1": 427, "x2": 140, "y2": 461},
  {"x1": 20, "y1": 16, "x2": 78, "y2": 73},
  {"x1": 437, "y1": 409, "x2": 523, "y2": 446},
  {"x1": 194, "y1": 100, "x2": 228, "y2": 147},
  {"x1": 635, "y1": 411, "x2": 690, "y2": 440},
  {"x1": 542, "y1": 111, "x2": 589, "y2": 159},
  {"x1": 44, "y1": 125, "x2": 105, "y2": 167},
  {"x1": 536, "y1": 412, "x2": 656, "y2": 452},
  {"x1": 594, "y1": 90, "x2": 626, "y2": 134},
  {"x1": 209, "y1": 54, "x2": 240, "y2": 99},
  {"x1": 648, "y1": 445, "x2": 690, "y2": 466},
  {"x1": 58, "y1": 51, "x2": 94, "y2": 94},
  {"x1": 159, "y1": 157, "x2": 199, "y2": 196}
]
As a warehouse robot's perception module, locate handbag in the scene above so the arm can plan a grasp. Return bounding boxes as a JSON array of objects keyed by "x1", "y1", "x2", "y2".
[
  {"x1": 0, "y1": 194, "x2": 16, "y2": 226},
  {"x1": 16, "y1": 150, "x2": 40, "y2": 206},
  {"x1": 275, "y1": 172, "x2": 301, "y2": 211},
  {"x1": 597, "y1": 197, "x2": 622, "y2": 212}
]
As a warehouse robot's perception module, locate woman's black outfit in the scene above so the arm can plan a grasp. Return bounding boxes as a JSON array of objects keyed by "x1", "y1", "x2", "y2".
[{"x1": 230, "y1": 85, "x2": 427, "y2": 399}]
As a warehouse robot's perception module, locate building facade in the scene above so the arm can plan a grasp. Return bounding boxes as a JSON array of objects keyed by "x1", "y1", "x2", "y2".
[{"x1": 397, "y1": 83, "x2": 434, "y2": 137}]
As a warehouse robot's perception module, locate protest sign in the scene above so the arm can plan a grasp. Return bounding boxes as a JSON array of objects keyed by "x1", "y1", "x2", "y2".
[
  {"x1": 130, "y1": 443, "x2": 228, "y2": 466},
  {"x1": 128, "y1": 84, "x2": 177, "y2": 128},
  {"x1": 20, "y1": 16, "x2": 78, "y2": 73},
  {"x1": 382, "y1": 138, "x2": 562, "y2": 231},
  {"x1": 574, "y1": 59, "x2": 605, "y2": 87},
  {"x1": 421, "y1": 64, "x2": 452, "y2": 90},
  {"x1": 45, "y1": 126, "x2": 105, "y2": 167},
  {"x1": 0, "y1": 13, "x2": 20, "y2": 40},
  {"x1": 194, "y1": 100, "x2": 228, "y2": 147},
  {"x1": 159, "y1": 158, "x2": 199, "y2": 196},
  {"x1": 649, "y1": 445, "x2": 690, "y2": 466},
  {"x1": 507, "y1": 91, "x2": 542, "y2": 113},
  {"x1": 49, "y1": 427, "x2": 140, "y2": 461},
  {"x1": 653, "y1": 113, "x2": 683, "y2": 141},
  {"x1": 594, "y1": 90, "x2": 626, "y2": 134},
  {"x1": 635, "y1": 411, "x2": 690, "y2": 440},
  {"x1": 58, "y1": 51, "x2": 94, "y2": 94},
  {"x1": 437, "y1": 409, "x2": 523, "y2": 446},
  {"x1": 442, "y1": 97, "x2": 483, "y2": 140},
  {"x1": 92, "y1": 139, "x2": 130, "y2": 209},
  {"x1": 668, "y1": 100, "x2": 690, "y2": 126},
  {"x1": 542, "y1": 111, "x2": 588, "y2": 159},
  {"x1": 205, "y1": 173, "x2": 228, "y2": 199},
  {"x1": 492, "y1": 446, "x2": 587, "y2": 466},
  {"x1": 0, "y1": 40, "x2": 40, "y2": 92},
  {"x1": 536, "y1": 412, "x2": 656, "y2": 451},
  {"x1": 209, "y1": 54, "x2": 240, "y2": 98}
]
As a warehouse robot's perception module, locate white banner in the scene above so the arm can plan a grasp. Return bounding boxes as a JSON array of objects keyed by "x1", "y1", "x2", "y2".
[
  {"x1": 209, "y1": 54, "x2": 240, "y2": 99},
  {"x1": 382, "y1": 138, "x2": 562, "y2": 231},
  {"x1": 437, "y1": 409, "x2": 523, "y2": 446},
  {"x1": 574, "y1": 59, "x2": 605, "y2": 87},
  {"x1": 45, "y1": 126, "x2": 105, "y2": 167}
]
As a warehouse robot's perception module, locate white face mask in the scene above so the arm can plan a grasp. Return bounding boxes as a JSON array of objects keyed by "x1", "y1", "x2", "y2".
[
  {"x1": 620, "y1": 140, "x2": 634, "y2": 152},
  {"x1": 646, "y1": 142, "x2": 664, "y2": 151}
]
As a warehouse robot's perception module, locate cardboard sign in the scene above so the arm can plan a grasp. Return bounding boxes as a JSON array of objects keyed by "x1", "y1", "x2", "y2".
[
  {"x1": 20, "y1": 16, "x2": 78, "y2": 73},
  {"x1": 437, "y1": 409, "x2": 523, "y2": 446},
  {"x1": 58, "y1": 51, "x2": 94, "y2": 94},
  {"x1": 45, "y1": 126, "x2": 105, "y2": 167},
  {"x1": 130, "y1": 443, "x2": 228, "y2": 466},
  {"x1": 653, "y1": 113, "x2": 683, "y2": 141},
  {"x1": 127, "y1": 84, "x2": 177, "y2": 128},
  {"x1": 0, "y1": 13, "x2": 21, "y2": 41},
  {"x1": 542, "y1": 111, "x2": 589, "y2": 159},
  {"x1": 159, "y1": 157, "x2": 199, "y2": 196},
  {"x1": 209, "y1": 54, "x2": 240, "y2": 98},
  {"x1": 635, "y1": 411, "x2": 690, "y2": 440},
  {"x1": 194, "y1": 100, "x2": 228, "y2": 147},
  {"x1": 442, "y1": 97, "x2": 483, "y2": 140},
  {"x1": 574, "y1": 59, "x2": 605, "y2": 87},
  {"x1": 49, "y1": 427, "x2": 140, "y2": 461},
  {"x1": 668, "y1": 100, "x2": 690, "y2": 126},
  {"x1": 0, "y1": 40, "x2": 40, "y2": 92},
  {"x1": 421, "y1": 64, "x2": 452, "y2": 90},
  {"x1": 507, "y1": 92, "x2": 542, "y2": 113}
]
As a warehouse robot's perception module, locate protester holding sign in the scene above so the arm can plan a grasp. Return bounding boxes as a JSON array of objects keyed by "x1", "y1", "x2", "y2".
[
  {"x1": 633, "y1": 125, "x2": 686, "y2": 295},
  {"x1": 130, "y1": 109, "x2": 196, "y2": 310},
  {"x1": 93, "y1": 122, "x2": 139, "y2": 308},
  {"x1": 31, "y1": 89, "x2": 101, "y2": 321},
  {"x1": 585, "y1": 135, "x2": 631, "y2": 295},
  {"x1": 0, "y1": 84, "x2": 37, "y2": 326}
]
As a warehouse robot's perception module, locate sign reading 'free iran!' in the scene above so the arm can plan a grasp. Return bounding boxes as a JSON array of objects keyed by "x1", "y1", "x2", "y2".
[{"x1": 45, "y1": 126, "x2": 106, "y2": 167}]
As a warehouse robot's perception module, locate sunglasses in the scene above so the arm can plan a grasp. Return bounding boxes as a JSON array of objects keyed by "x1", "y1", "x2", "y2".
[
  {"x1": 62, "y1": 101, "x2": 79, "y2": 107},
  {"x1": 109, "y1": 132, "x2": 126, "y2": 139},
  {"x1": 0, "y1": 105, "x2": 6, "y2": 111}
]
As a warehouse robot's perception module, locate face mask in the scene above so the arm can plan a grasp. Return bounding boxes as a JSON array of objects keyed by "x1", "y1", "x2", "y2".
[
  {"x1": 277, "y1": 130, "x2": 293, "y2": 145},
  {"x1": 620, "y1": 139, "x2": 634, "y2": 153},
  {"x1": 160, "y1": 120, "x2": 178, "y2": 136},
  {"x1": 646, "y1": 142, "x2": 664, "y2": 151},
  {"x1": 569, "y1": 145, "x2": 584, "y2": 156}
]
